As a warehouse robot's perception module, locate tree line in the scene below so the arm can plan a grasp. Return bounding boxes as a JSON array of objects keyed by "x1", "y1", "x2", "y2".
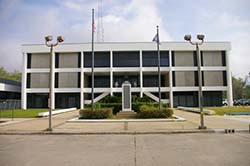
[
  {"x1": 0, "y1": 67, "x2": 21, "y2": 82},
  {"x1": 232, "y1": 76, "x2": 250, "y2": 99}
]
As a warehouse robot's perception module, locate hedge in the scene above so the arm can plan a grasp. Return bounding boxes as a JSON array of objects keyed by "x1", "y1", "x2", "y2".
[
  {"x1": 137, "y1": 105, "x2": 173, "y2": 118},
  {"x1": 79, "y1": 108, "x2": 113, "y2": 119},
  {"x1": 85, "y1": 102, "x2": 169, "y2": 114}
]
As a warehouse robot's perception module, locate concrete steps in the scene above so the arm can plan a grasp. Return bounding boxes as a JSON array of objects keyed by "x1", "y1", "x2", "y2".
[{"x1": 116, "y1": 111, "x2": 137, "y2": 119}]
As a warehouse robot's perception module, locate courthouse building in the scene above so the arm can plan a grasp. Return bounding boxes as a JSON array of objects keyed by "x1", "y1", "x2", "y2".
[{"x1": 21, "y1": 42, "x2": 233, "y2": 109}]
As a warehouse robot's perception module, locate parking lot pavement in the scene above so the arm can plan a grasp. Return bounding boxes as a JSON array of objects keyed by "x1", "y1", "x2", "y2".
[{"x1": 0, "y1": 133, "x2": 249, "y2": 166}]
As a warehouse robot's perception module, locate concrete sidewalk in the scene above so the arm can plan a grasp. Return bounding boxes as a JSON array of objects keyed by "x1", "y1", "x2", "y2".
[{"x1": 0, "y1": 110, "x2": 249, "y2": 134}]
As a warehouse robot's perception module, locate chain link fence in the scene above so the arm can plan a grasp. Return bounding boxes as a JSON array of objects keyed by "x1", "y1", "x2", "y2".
[{"x1": 0, "y1": 100, "x2": 21, "y2": 110}]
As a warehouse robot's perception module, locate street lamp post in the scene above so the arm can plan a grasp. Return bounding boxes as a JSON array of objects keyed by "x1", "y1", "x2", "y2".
[
  {"x1": 45, "y1": 35, "x2": 64, "y2": 131},
  {"x1": 184, "y1": 34, "x2": 206, "y2": 129}
]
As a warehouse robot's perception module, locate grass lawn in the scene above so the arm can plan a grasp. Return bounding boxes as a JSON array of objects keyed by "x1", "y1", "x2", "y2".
[
  {"x1": 205, "y1": 106, "x2": 250, "y2": 115},
  {"x1": 0, "y1": 109, "x2": 47, "y2": 118}
]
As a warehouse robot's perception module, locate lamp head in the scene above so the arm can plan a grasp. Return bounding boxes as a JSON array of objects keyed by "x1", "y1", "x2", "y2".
[
  {"x1": 184, "y1": 35, "x2": 192, "y2": 41},
  {"x1": 57, "y1": 36, "x2": 64, "y2": 43},
  {"x1": 45, "y1": 35, "x2": 53, "y2": 42},
  {"x1": 197, "y1": 34, "x2": 205, "y2": 41}
]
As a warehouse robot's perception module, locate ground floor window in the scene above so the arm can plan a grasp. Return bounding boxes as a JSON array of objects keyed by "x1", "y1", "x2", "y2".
[
  {"x1": 173, "y1": 91, "x2": 223, "y2": 107},
  {"x1": 27, "y1": 93, "x2": 49, "y2": 108},
  {"x1": 173, "y1": 92, "x2": 198, "y2": 107},
  {"x1": 55, "y1": 93, "x2": 80, "y2": 109},
  {"x1": 203, "y1": 91, "x2": 223, "y2": 106},
  {"x1": 0, "y1": 91, "x2": 20, "y2": 100}
]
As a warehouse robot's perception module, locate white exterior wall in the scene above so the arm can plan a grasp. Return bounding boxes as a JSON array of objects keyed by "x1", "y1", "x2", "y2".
[
  {"x1": 226, "y1": 51, "x2": 233, "y2": 106},
  {"x1": 21, "y1": 52, "x2": 27, "y2": 109},
  {"x1": 21, "y1": 42, "x2": 231, "y2": 109}
]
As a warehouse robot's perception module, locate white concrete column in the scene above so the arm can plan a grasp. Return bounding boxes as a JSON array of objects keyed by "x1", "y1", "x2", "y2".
[
  {"x1": 80, "y1": 51, "x2": 84, "y2": 109},
  {"x1": 51, "y1": 50, "x2": 55, "y2": 109},
  {"x1": 139, "y1": 50, "x2": 143, "y2": 97},
  {"x1": 110, "y1": 51, "x2": 113, "y2": 96},
  {"x1": 226, "y1": 50, "x2": 233, "y2": 106},
  {"x1": 21, "y1": 52, "x2": 27, "y2": 109},
  {"x1": 169, "y1": 50, "x2": 174, "y2": 108}
]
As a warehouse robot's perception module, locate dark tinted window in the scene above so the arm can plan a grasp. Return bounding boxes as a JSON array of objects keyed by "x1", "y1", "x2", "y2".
[
  {"x1": 88, "y1": 76, "x2": 110, "y2": 87},
  {"x1": 27, "y1": 93, "x2": 49, "y2": 108},
  {"x1": 113, "y1": 51, "x2": 139, "y2": 67},
  {"x1": 113, "y1": 75, "x2": 140, "y2": 87},
  {"x1": 142, "y1": 51, "x2": 169, "y2": 67},
  {"x1": 143, "y1": 75, "x2": 165, "y2": 87},
  {"x1": 84, "y1": 52, "x2": 110, "y2": 67}
]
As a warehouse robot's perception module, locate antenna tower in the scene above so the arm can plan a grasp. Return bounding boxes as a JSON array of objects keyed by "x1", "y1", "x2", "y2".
[{"x1": 97, "y1": 0, "x2": 104, "y2": 42}]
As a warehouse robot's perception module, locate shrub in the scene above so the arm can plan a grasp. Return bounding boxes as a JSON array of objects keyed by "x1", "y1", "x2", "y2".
[
  {"x1": 99, "y1": 95, "x2": 122, "y2": 103},
  {"x1": 132, "y1": 96, "x2": 154, "y2": 103},
  {"x1": 79, "y1": 108, "x2": 113, "y2": 119},
  {"x1": 138, "y1": 105, "x2": 173, "y2": 118},
  {"x1": 85, "y1": 103, "x2": 122, "y2": 114}
]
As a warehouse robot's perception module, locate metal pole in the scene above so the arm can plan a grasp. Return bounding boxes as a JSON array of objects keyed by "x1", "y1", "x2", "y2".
[
  {"x1": 196, "y1": 44, "x2": 206, "y2": 129},
  {"x1": 12, "y1": 109, "x2": 14, "y2": 121},
  {"x1": 91, "y1": 9, "x2": 95, "y2": 111},
  {"x1": 0, "y1": 109, "x2": 1, "y2": 119},
  {"x1": 157, "y1": 26, "x2": 161, "y2": 111},
  {"x1": 48, "y1": 45, "x2": 53, "y2": 131}
]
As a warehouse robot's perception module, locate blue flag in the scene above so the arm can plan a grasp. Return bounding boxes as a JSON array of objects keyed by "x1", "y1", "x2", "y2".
[{"x1": 152, "y1": 34, "x2": 159, "y2": 43}]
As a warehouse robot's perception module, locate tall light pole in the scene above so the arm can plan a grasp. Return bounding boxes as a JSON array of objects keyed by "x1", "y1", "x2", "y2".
[
  {"x1": 45, "y1": 35, "x2": 64, "y2": 131},
  {"x1": 184, "y1": 34, "x2": 206, "y2": 129}
]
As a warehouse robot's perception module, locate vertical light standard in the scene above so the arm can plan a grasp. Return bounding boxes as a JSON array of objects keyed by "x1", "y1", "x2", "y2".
[
  {"x1": 184, "y1": 34, "x2": 206, "y2": 129},
  {"x1": 45, "y1": 35, "x2": 64, "y2": 131}
]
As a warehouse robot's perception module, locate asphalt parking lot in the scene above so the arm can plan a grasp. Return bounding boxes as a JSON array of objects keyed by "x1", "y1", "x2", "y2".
[{"x1": 0, "y1": 133, "x2": 249, "y2": 166}]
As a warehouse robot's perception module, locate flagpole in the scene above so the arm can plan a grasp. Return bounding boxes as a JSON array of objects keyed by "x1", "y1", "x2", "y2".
[
  {"x1": 91, "y1": 9, "x2": 95, "y2": 111},
  {"x1": 157, "y1": 25, "x2": 161, "y2": 111}
]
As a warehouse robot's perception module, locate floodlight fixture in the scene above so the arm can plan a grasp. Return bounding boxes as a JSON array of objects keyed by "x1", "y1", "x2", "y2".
[
  {"x1": 184, "y1": 35, "x2": 192, "y2": 41},
  {"x1": 197, "y1": 34, "x2": 205, "y2": 41},
  {"x1": 57, "y1": 36, "x2": 64, "y2": 43},
  {"x1": 45, "y1": 35, "x2": 53, "y2": 42}
]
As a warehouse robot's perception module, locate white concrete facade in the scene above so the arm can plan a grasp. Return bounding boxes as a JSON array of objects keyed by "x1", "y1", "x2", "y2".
[{"x1": 21, "y1": 42, "x2": 232, "y2": 109}]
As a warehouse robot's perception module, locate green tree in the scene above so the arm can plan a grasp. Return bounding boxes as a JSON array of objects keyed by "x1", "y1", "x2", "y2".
[
  {"x1": 232, "y1": 75, "x2": 250, "y2": 99},
  {"x1": 243, "y1": 85, "x2": 250, "y2": 99},
  {"x1": 232, "y1": 76, "x2": 244, "y2": 99},
  {"x1": 0, "y1": 67, "x2": 21, "y2": 82}
]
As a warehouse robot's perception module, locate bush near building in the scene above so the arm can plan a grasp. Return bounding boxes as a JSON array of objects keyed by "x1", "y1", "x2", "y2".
[
  {"x1": 79, "y1": 108, "x2": 113, "y2": 119},
  {"x1": 137, "y1": 105, "x2": 174, "y2": 118},
  {"x1": 81, "y1": 96, "x2": 173, "y2": 119}
]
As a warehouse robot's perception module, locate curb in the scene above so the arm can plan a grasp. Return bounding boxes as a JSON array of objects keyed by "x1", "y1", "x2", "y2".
[
  {"x1": 67, "y1": 115, "x2": 185, "y2": 123},
  {"x1": 1, "y1": 128, "x2": 249, "y2": 135},
  {"x1": 0, "y1": 129, "x2": 216, "y2": 135}
]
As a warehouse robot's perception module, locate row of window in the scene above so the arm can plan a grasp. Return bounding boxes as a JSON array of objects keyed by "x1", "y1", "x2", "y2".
[
  {"x1": 27, "y1": 51, "x2": 226, "y2": 68},
  {"x1": 27, "y1": 91, "x2": 223, "y2": 108},
  {"x1": 26, "y1": 71, "x2": 227, "y2": 89}
]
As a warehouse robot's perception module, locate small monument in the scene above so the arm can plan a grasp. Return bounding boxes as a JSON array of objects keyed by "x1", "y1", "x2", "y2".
[
  {"x1": 116, "y1": 81, "x2": 137, "y2": 119},
  {"x1": 122, "y1": 81, "x2": 131, "y2": 111}
]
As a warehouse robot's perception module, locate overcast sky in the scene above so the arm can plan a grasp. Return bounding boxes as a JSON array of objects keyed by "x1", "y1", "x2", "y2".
[{"x1": 0, "y1": 0, "x2": 249, "y2": 78}]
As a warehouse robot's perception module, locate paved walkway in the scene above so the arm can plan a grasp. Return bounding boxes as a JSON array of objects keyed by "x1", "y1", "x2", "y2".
[
  {"x1": 1, "y1": 134, "x2": 250, "y2": 166},
  {"x1": 0, "y1": 110, "x2": 249, "y2": 133}
]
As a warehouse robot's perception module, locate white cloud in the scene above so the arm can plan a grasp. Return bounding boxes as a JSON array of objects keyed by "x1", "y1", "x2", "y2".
[
  {"x1": 1, "y1": 0, "x2": 249, "y2": 78},
  {"x1": 103, "y1": 15, "x2": 121, "y2": 23},
  {"x1": 210, "y1": 13, "x2": 250, "y2": 78},
  {"x1": 101, "y1": 0, "x2": 172, "y2": 42},
  {"x1": 0, "y1": 0, "x2": 172, "y2": 71}
]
